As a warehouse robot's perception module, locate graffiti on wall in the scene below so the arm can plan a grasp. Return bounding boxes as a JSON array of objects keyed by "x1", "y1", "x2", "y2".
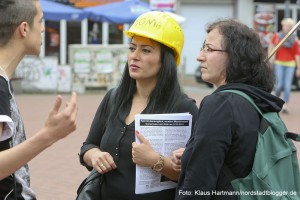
[
  {"x1": 57, "y1": 66, "x2": 72, "y2": 93},
  {"x1": 15, "y1": 56, "x2": 58, "y2": 92}
]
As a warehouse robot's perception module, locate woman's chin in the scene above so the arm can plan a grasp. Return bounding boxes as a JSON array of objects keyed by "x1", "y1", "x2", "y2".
[{"x1": 202, "y1": 77, "x2": 209, "y2": 83}]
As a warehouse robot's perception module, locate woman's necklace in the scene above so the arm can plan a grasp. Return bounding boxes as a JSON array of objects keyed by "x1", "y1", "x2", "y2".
[{"x1": 0, "y1": 65, "x2": 8, "y2": 79}]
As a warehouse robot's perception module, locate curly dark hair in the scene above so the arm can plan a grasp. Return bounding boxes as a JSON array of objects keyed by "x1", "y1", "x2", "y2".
[{"x1": 207, "y1": 19, "x2": 275, "y2": 92}]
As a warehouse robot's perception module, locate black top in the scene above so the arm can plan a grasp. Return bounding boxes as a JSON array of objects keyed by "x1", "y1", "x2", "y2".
[
  {"x1": 0, "y1": 76, "x2": 10, "y2": 118},
  {"x1": 80, "y1": 88, "x2": 198, "y2": 200},
  {"x1": 0, "y1": 76, "x2": 11, "y2": 153},
  {"x1": 175, "y1": 83, "x2": 284, "y2": 200},
  {"x1": 0, "y1": 76, "x2": 32, "y2": 200},
  {"x1": 0, "y1": 76, "x2": 15, "y2": 199}
]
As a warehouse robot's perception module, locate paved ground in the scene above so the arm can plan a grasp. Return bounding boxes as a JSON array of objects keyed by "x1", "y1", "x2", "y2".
[{"x1": 15, "y1": 78, "x2": 300, "y2": 200}]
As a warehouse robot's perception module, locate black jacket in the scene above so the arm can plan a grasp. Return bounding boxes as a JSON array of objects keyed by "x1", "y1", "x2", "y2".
[
  {"x1": 175, "y1": 83, "x2": 284, "y2": 200},
  {"x1": 0, "y1": 77, "x2": 28, "y2": 200},
  {"x1": 79, "y1": 88, "x2": 198, "y2": 200}
]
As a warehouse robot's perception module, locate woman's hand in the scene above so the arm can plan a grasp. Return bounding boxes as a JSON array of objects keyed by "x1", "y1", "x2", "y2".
[
  {"x1": 89, "y1": 148, "x2": 117, "y2": 174},
  {"x1": 171, "y1": 148, "x2": 185, "y2": 172},
  {"x1": 132, "y1": 131, "x2": 159, "y2": 167}
]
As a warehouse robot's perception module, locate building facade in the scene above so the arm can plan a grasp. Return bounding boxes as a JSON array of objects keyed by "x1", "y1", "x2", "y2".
[
  {"x1": 42, "y1": 0, "x2": 300, "y2": 75},
  {"x1": 176, "y1": 0, "x2": 299, "y2": 74}
]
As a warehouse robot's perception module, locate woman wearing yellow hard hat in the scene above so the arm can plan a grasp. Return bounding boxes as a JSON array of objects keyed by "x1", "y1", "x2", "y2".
[{"x1": 77, "y1": 11, "x2": 198, "y2": 199}]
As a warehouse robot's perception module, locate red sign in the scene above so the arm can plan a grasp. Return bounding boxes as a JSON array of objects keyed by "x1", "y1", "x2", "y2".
[
  {"x1": 70, "y1": 0, "x2": 122, "y2": 8},
  {"x1": 150, "y1": 0, "x2": 176, "y2": 11}
]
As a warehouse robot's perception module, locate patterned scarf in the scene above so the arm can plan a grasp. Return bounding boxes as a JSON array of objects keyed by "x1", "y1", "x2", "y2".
[{"x1": 278, "y1": 31, "x2": 296, "y2": 48}]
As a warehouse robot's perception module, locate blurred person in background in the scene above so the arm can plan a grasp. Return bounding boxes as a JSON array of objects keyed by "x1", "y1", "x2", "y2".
[{"x1": 268, "y1": 18, "x2": 300, "y2": 113}]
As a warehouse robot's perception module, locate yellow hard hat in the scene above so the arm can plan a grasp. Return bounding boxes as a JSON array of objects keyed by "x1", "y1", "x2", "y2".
[{"x1": 124, "y1": 11, "x2": 184, "y2": 66}]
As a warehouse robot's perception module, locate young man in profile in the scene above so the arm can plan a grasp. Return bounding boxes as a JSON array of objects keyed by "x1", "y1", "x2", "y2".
[{"x1": 0, "y1": 1, "x2": 78, "y2": 199}]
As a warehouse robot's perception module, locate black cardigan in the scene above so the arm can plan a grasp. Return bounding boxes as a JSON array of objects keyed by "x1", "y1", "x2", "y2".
[{"x1": 79, "y1": 89, "x2": 198, "y2": 200}]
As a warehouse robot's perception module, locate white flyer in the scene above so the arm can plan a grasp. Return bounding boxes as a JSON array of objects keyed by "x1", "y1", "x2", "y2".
[{"x1": 134, "y1": 113, "x2": 192, "y2": 194}]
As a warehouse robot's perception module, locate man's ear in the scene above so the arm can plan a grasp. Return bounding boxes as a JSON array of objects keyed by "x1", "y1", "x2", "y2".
[{"x1": 18, "y1": 22, "x2": 29, "y2": 38}]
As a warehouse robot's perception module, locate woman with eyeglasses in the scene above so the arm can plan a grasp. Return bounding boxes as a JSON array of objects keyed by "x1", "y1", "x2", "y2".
[{"x1": 174, "y1": 19, "x2": 284, "y2": 199}]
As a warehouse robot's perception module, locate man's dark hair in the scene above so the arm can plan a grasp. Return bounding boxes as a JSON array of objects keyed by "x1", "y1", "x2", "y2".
[{"x1": 0, "y1": 0, "x2": 37, "y2": 47}]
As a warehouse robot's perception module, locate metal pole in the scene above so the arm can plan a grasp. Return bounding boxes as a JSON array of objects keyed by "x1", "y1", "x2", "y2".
[
  {"x1": 266, "y1": 0, "x2": 300, "y2": 61},
  {"x1": 81, "y1": 18, "x2": 88, "y2": 45},
  {"x1": 266, "y1": 20, "x2": 300, "y2": 61},
  {"x1": 60, "y1": 19, "x2": 67, "y2": 65}
]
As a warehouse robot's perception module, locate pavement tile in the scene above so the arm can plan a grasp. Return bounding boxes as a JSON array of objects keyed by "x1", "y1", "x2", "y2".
[{"x1": 15, "y1": 80, "x2": 300, "y2": 200}]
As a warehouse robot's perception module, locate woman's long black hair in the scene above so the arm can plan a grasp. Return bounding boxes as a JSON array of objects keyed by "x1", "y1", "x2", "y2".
[{"x1": 109, "y1": 43, "x2": 182, "y2": 121}]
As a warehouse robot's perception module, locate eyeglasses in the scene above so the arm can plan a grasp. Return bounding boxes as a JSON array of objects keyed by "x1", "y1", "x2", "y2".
[{"x1": 200, "y1": 43, "x2": 226, "y2": 54}]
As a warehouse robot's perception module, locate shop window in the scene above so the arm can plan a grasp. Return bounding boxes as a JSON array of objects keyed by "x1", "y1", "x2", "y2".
[
  {"x1": 109, "y1": 23, "x2": 123, "y2": 44},
  {"x1": 45, "y1": 21, "x2": 60, "y2": 58},
  {"x1": 67, "y1": 21, "x2": 82, "y2": 63},
  {"x1": 276, "y1": 9, "x2": 293, "y2": 31},
  {"x1": 88, "y1": 21, "x2": 102, "y2": 44}
]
